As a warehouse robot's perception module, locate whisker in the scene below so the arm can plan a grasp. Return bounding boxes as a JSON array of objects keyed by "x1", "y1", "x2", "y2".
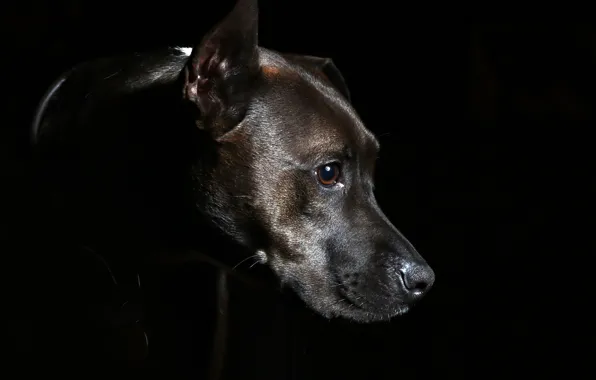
[
  {"x1": 232, "y1": 254, "x2": 259, "y2": 270},
  {"x1": 103, "y1": 70, "x2": 122, "y2": 80}
]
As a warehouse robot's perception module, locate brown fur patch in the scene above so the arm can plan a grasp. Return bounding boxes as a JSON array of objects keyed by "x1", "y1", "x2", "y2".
[{"x1": 261, "y1": 65, "x2": 280, "y2": 77}]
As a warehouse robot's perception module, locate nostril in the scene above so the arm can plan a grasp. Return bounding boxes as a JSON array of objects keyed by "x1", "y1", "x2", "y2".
[
  {"x1": 400, "y1": 272, "x2": 425, "y2": 292},
  {"x1": 409, "y1": 280, "x2": 429, "y2": 293},
  {"x1": 404, "y1": 280, "x2": 426, "y2": 291},
  {"x1": 400, "y1": 266, "x2": 435, "y2": 296}
]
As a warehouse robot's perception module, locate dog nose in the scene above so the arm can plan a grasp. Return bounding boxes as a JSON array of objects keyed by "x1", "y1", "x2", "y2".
[{"x1": 399, "y1": 263, "x2": 435, "y2": 300}]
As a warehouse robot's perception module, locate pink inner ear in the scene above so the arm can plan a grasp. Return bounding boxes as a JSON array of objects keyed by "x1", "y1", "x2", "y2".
[
  {"x1": 196, "y1": 76, "x2": 210, "y2": 92},
  {"x1": 189, "y1": 40, "x2": 215, "y2": 80},
  {"x1": 185, "y1": 56, "x2": 211, "y2": 98}
]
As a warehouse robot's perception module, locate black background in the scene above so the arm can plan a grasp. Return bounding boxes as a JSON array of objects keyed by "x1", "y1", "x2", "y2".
[{"x1": 2, "y1": 1, "x2": 592, "y2": 378}]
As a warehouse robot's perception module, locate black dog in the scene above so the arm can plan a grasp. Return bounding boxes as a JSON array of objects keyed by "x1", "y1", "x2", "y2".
[{"x1": 32, "y1": 0, "x2": 434, "y2": 323}]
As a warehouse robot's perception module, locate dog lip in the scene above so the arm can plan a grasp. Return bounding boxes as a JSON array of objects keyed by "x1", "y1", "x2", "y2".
[
  {"x1": 332, "y1": 282, "x2": 365, "y2": 310},
  {"x1": 333, "y1": 277, "x2": 411, "y2": 317},
  {"x1": 333, "y1": 289, "x2": 411, "y2": 321},
  {"x1": 338, "y1": 292, "x2": 367, "y2": 311}
]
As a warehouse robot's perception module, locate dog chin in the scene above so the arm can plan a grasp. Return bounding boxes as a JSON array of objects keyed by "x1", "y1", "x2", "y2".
[{"x1": 296, "y1": 288, "x2": 411, "y2": 323}]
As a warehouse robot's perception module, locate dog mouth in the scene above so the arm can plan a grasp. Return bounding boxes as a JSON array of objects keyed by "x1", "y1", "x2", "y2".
[
  {"x1": 332, "y1": 293, "x2": 411, "y2": 322},
  {"x1": 277, "y1": 272, "x2": 412, "y2": 323},
  {"x1": 268, "y1": 257, "x2": 413, "y2": 322},
  {"x1": 331, "y1": 281, "x2": 411, "y2": 321}
]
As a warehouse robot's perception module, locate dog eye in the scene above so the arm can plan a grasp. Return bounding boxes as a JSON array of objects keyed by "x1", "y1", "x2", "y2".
[{"x1": 316, "y1": 163, "x2": 340, "y2": 186}]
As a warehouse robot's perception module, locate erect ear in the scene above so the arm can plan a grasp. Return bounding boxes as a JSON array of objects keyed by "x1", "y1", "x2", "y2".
[
  {"x1": 183, "y1": 0, "x2": 259, "y2": 135},
  {"x1": 283, "y1": 54, "x2": 351, "y2": 102}
]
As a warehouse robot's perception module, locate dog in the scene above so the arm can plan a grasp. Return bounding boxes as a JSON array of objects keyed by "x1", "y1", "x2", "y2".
[{"x1": 32, "y1": 0, "x2": 434, "y2": 324}]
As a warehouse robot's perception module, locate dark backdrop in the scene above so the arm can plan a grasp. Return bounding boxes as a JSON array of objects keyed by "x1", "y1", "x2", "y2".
[{"x1": 2, "y1": 1, "x2": 592, "y2": 379}]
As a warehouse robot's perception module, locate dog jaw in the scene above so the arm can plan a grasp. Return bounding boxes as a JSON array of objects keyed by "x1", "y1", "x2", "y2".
[{"x1": 265, "y1": 253, "x2": 412, "y2": 323}]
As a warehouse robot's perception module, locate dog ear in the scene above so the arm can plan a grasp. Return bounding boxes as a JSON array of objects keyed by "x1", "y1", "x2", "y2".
[
  {"x1": 284, "y1": 55, "x2": 351, "y2": 102},
  {"x1": 183, "y1": 0, "x2": 259, "y2": 135}
]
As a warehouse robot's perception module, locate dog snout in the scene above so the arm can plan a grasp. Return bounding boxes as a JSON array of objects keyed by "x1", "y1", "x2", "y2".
[{"x1": 399, "y1": 262, "x2": 435, "y2": 301}]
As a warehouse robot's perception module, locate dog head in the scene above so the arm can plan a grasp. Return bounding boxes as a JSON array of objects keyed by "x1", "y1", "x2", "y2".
[{"x1": 183, "y1": 0, "x2": 435, "y2": 322}]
